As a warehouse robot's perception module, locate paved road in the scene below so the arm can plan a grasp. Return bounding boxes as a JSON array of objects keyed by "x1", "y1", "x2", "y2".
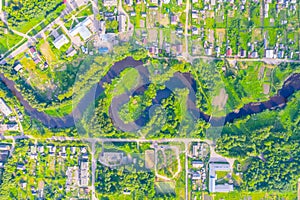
[
  {"x1": 91, "y1": 141, "x2": 97, "y2": 200},
  {"x1": 90, "y1": 0, "x2": 100, "y2": 31},
  {"x1": 184, "y1": 0, "x2": 190, "y2": 58},
  {"x1": 184, "y1": 142, "x2": 189, "y2": 200},
  {"x1": 118, "y1": 0, "x2": 133, "y2": 32}
]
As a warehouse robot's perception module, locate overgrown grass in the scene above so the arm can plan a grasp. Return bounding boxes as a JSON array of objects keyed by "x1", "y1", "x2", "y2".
[{"x1": 0, "y1": 31, "x2": 23, "y2": 54}]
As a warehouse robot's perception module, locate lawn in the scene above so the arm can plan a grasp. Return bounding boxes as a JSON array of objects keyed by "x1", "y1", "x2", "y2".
[
  {"x1": 76, "y1": 3, "x2": 93, "y2": 17},
  {"x1": 19, "y1": 56, "x2": 56, "y2": 93},
  {"x1": 112, "y1": 67, "x2": 140, "y2": 96},
  {"x1": 43, "y1": 103, "x2": 73, "y2": 117},
  {"x1": 0, "y1": 31, "x2": 23, "y2": 54},
  {"x1": 213, "y1": 191, "x2": 297, "y2": 200},
  {"x1": 155, "y1": 181, "x2": 176, "y2": 195},
  {"x1": 223, "y1": 62, "x2": 274, "y2": 111}
]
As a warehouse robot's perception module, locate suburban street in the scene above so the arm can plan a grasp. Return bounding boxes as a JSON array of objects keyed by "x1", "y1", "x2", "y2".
[{"x1": 0, "y1": 133, "x2": 214, "y2": 199}]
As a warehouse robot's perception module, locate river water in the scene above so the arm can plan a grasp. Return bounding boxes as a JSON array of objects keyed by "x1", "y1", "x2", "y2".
[{"x1": 0, "y1": 57, "x2": 299, "y2": 130}]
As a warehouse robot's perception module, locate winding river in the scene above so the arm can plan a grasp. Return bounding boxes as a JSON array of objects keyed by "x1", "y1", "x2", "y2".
[{"x1": 1, "y1": 57, "x2": 299, "y2": 130}]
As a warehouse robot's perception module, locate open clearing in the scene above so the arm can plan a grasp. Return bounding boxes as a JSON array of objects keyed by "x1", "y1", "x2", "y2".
[{"x1": 39, "y1": 40, "x2": 57, "y2": 64}]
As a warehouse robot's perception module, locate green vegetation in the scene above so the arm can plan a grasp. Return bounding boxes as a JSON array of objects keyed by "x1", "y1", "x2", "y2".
[
  {"x1": 5, "y1": 0, "x2": 63, "y2": 33},
  {"x1": 113, "y1": 68, "x2": 140, "y2": 96},
  {"x1": 212, "y1": 191, "x2": 297, "y2": 200},
  {"x1": 0, "y1": 139, "x2": 90, "y2": 199},
  {"x1": 216, "y1": 90, "x2": 300, "y2": 192},
  {"x1": 0, "y1": 30, "x2": 23, "y2": 54}
]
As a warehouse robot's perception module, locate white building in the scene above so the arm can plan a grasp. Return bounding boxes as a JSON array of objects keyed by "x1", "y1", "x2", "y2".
[
  {"x1": 0, "y1": 98, "x2": 12, "y2": 117},
  {"x1": 118, "y1": 15, "x2": 126, "y2": 33},
  {"x1": 209, "y1": 162, "x2": 234, "y2": 193},
  {"x1": 69, "y1": 17, "x2": 93, "y2": 41},
  {"x1": 80, "y1": 160, "x2": 89, "y2": 187},
  {"x1": 103, "y1": 0, "x2": 118, "y2": 6},
  {"x1": 14, "y1": 64, "x2": 23, "y2": 72},
  {"x1": 192, "y1": 160, "x2": 204, "y2": 168},
  {"x1": 53, "y1": 34, "x2": 69, "y2": 49},
  {"x1": 265, "y1": 49, "x2": 274, "y2": 58}
]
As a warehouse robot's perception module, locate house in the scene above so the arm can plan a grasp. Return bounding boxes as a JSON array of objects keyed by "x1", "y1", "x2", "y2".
[
  {"x1": 53, "y1": 34, "x2": 69, "y2": 49},
  {"x1": 123, "y1": 189, "x2": 131, "y2": 195},
  {"x1": 251, "y1": 51, "x2": 259, "y2": 58},
  {"x1": 20, "y1": 181, "x2": 27, "y2": 189},
  {"x1": 70, "y1": 25, "x2": 92, "y2": 41},
  {"x1": 79, "y1": 160, "x2": 89, "y2": 187},
  {"x1": 47, "y1": 145, "x2": 56, "y2": 156},
  {"x1": 66, "y1": 48, "x2": 77, "y2": 57},
  {"x1": 33, "y1": 57, "x2": 41, "y2": 64},
  {"x1": 240, "y1": 49, "x2": 246, "y2": 57},
  {"x1": 103, "y1": 0, "x2": 117, "y2": 6},
  {"x1": 215, "y1": 184, "x2": 234, "y2": 192},
  {"x1": 176, "y1": 44, "x2": 183, "y2": 55},
  {"x1": 70, "y1": 147, "x2": 76, "y2": 154},
  {"x1": 29, "y1": 47, "x2": 38, "y2": 58},
  {"x1": 99, "y1": 20, "x2": 106, "y2": 33},
  {"x1": 192, "y1": 10, "x2": 199, "y2": 19},
  {"x1": 192, "y1": 160, "x2": 204, "y2": 168},
  {"x1": 0, "y1": 98, "x2": 12, "y2": 117},
  {"x1": 118, "y1": 15, "x2": 126, "y2": 33},
  {"x1": 277, "y1": 50, "x2": 284, "y2": 59},
  {"x1": 37, "y1": 145, "x2": 44, "y2": 153},
  {"x1": 264, "y1": 4, "x2": 269, "y2": 18},
  {"x1": 170, "y1": 15, "x2": 178, "y2": 25},
  {"x1": 148, "y1": 6, "x2": 158, "y2": 10},
  {"x1": 125, "y1": 0, "x2": 133, "y2": 5},
  {"x1": 17, "y1": 163, "x2": 26, "y2": 170},
  {"x1": 265, "y1": 49, "x2": 274, "y2": 58},
  {"x1": 205, "y1": 48, "x2": 213, "y2": 56},
  {"x1": 192, "y1": 143, "x2": 201, "y2": 157},
  {"x1": 0, "y1": 144, "x2": 10, "y2": 151},
  {"x1": 148, "y1": 46, "x2": 155, "y2": 55},
  {"x1": 14, "y1": 63, "x2": 23, "y2": 72},
  {"x1": 226, "y1": 48, "x2": 232, "y2": 57},
  {"x1": 66, "y1": 166, "x2": 79, "y2": 191},
  {"x1": 209, "y1": 162, "x2": 233, "y2": 193},
  {"x1": 192, "y1": 172, "x2": 202, "y2": 180},
  {"x1": 177, "y1": 0, "x2": 182, "y2": 5},
  {"x1": 61, "y1": 146, "x2": 66, "y2": 154},
  {"x1": 192, "y1": 27, "x2": 199, "y2": 35},
  {"x1": 215, "y1": 46, "x2": 221, "y2": 54},
  {"x1": 176, "y1": 28, "x2": 183, "y2": 34}
]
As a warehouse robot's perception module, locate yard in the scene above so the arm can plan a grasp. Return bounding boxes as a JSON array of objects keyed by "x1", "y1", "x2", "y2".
[{"x1": 39, "y1": 40, "x2": 58, "y2": 64}]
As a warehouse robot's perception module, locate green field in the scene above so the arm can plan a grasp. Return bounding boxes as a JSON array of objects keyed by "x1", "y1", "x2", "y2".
[
  {"x1": 0, "y1": 31, "x2": 23, "y2": 54},
  {"x1": 112, "y1": 67, "x2": 140, "y2": 96},
  {"x1": 213, "y1": 191, "x2": 297, "y2": 200}
]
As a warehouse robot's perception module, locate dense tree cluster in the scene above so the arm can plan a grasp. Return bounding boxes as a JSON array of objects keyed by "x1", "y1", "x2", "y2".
[
  {"x1": 216, "y1": 92, "x2": 300, "y2": 192},
  {"x1": 95, "y1": 164, "x2": 155, "y2": 198},
  {"x1": 5, "y1": 0, "x2": 62, "y2": 28}
]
